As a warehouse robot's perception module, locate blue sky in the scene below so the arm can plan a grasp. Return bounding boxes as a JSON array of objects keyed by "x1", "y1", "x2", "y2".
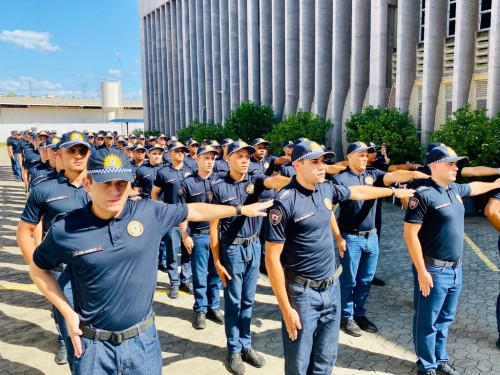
[{"x1": 0, "y1": 0, "x2": 142, "y2": 100}]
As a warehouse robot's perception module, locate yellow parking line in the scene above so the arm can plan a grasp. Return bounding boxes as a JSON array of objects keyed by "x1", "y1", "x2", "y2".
[{"x1": 464, "y1": 233, "x2": 499, "y2": 272}]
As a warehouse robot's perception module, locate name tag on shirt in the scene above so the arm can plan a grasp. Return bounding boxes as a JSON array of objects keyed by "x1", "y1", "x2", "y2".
[
  {"x1": 294, "y1": 211, "x2": 315, "y2": 223},
  {"x1": 72, "y1": 246, "x2": 103, "y2": 257},
  {"x1": 46, "y1": 195, "x2": 69, "y2": 203},
  {"x1": 222, "y1": 196, "x2": 237, "y2": 203},
  {"x1": 435, "y1": 203, "x2": 452, "y2": 210}
]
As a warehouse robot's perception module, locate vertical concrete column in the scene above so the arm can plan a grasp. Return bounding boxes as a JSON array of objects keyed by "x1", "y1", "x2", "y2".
[
  {"x1": 189, "y1": 0, "x2": 199, "y2": 122},
  {"x1": 151, "y1": 13, "x2": 159, "y2": 130},
  {"x1": 248, "y1": 0, "x2": 260, "y2": 104},
  {"x1": 239, "y1": 0, "x2": 248, "y2": 102},
  {"x1": 212, "y1": 0, "x2": 222, "y2": 124},
  {"x1": 176, "y1": 0, "x2": 185, "y2": 131},
  {"x1": 284, "y1": 0, "x2": 300, "y2": 115},
  {"x1": 331, "y1": 0, "x2": 352, "y2": 158},
  {"x1": 203, "y1": 0, "x2": 214, "y2": 124},
  {"x1": 170, "y1": 1, "x2": 180, "y2": 133},
  {"x1": 260, "y1": 0, "x2": 273, "y2": 105},
  {"x1": 298, "y1": 0, "x2": 315, "y2": 112},
  {"x1": 487, "y1": 0, "x2": 500, "y2": 116},
  {"x1": 395, "y1": 0, "x2": 419, "y2": 112},
  {"x1": 139, "y1": 13, "x2": 149, "y2": 131},
  {"x1": 452, "y1": 0, "x2": 479, "y2": 111},
  {"x1": 220, "y1": 0, "x2": 231, "y2": 120},
  {"x1": 229, "y1": 0, "x2": 240, "y2": 110},
  {"x1": 142, "y1": 15, "x2": 152, "y2": 129},
  {"x1": 369, "y1": 0, "x2": 388, "y2": 107},
  {"x1": 272, "y1": 0, "x2": 285, "y2": 116},
  {"x1": 165, "y1": 4, "x2": 175, "y2": 135},
  {"x1": 313, "y1": 0, "x2": 333, "y2": 118},
  {"x1": 350, "y1": 0, "x2": 371, "y2": 114},
  {"x1": 182, "y1": 0, "x2": 192, "y2": 126},
  {"x1": 421, "y1": 1, "x2": 447, "y2": 144},
  {"x1": 157, "y1": 8, "x2": 166, "y2": 130},
  {"x1": 196, "y1": 0, "x2": 206, "y2": 122}
]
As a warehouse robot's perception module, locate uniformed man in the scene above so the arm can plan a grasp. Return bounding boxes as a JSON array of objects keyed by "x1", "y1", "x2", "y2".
[
  {"x1": 332, "y1": 141, "x2": 428, "y2": 337},
  {"x1": 104, "y1": 132, "x2": 116, "y2": 148},
  {"x1": 250, "y1": 138, "x2": 289, "y2": 176},
  {"x1": 7, "y1": 130, "x2": 22, "y2": 181},
  {"x1": 484, "y1": 189, "x2": 500, "y2": 350},
  {"x1": 17, "y1": 131, "x2": 91, "y2": 368},
  {"x1": 404, "y1": 146, "x2": 500, "y2": 375},
  {"x1": 210, "y1": 140, "x2": 290, "y2": 375},
  {"x1": 29, "y1": 148, "x2": 271, "y2": 375},
  {"x1": 265, "y1": 140, "x2": 415, "y2": 375},
  {"x1": 151, "y1": 141, "x2": 194, "y2": 298},
  {"x1": 131, "y1": 143, "x2": 147, "y2": 171},
  {"x1": 180, "y1": 145, "x2": 224, "y2": 329},
  {"x1": 184, "y1": 139, "x2": 199, "y2": 171},
  {"x1": 134, "y1": 144, "x2": 165, "y2": 197}
]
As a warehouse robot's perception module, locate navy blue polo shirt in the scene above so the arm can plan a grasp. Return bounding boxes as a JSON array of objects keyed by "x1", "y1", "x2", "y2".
[
  {"x1": 408, "y1": 165, "x2": 453, "y2": 189},
  {"x1": 154, "y1": 163, "x2": 193, "y2": 204},
  {"x1": 134, "y1": 162, "x2": 164, "y2": 197},
  {"x1": 28, "y1": 161, "x2": 53, "y2": 186},
  {"x1": 214, "y1": 158, "x2": 229, "y2": 173},
  {"x1": 211, "y1": 173, "x2": 269, "y2": 238},
  {"x1": 278, "y1": 163, "x2": 296, "y2": 178},
  {"x1": 249, "y1": 155, "x2": 277, "y2": 176},
  {"x1": 33, "y1": 198, "x2": 188, "y2": 331},
  {"x1": 404, "y1": 179, "x2": 471, "y2": 261},
  {"x1": 21, "y1": 171, "x2": 90, "y2": 234},
  {"x1": 184, "y1": 155, "x2": 198, "y2": 171},
  {"x1": 492, "y1": 188, "x2": 500, "y2": 201},
  {"x1": 266, "y1": 177, "x2": 351, "y2": 280},
  {"x1": 23, "y1": 149, "x2": 41, "y2": 169},
  {"x1": 331, "y1": 167, "x2": 386, "y2": 231},
  {"x1": 180, "y1": 171, "x2": 226, "y2": 232},
  {"x1": 7, "y1": 137, "x2": 22, "y2": 154},
  {"x1": 31, "y1": 169, "x2": 58, "y2": 188}
]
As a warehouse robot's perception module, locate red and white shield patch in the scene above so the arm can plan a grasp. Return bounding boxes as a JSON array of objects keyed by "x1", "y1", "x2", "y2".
[
  {"x1": 408, "y1": 197, "x2": 419, "y2": 209},
  {"x1": 269, "y1": 209, "x2": 282, "y2": 225}
]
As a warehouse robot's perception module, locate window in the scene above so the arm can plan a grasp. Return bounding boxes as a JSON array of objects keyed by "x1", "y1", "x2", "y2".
[
  {"x1": 479, "y1": 0, "x2": 492, "y2": 31},
  {"x1": 419, "y1": 0, "x2": 426, "y2": 42},
  {"x1": 448, "y1": 0, "x2": 456, "y2": 37}
]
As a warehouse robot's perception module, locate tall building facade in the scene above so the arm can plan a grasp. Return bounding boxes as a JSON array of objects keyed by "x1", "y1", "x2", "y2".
[{"x1": 139, "y1": 0, "x2": 500, "y2": 157}]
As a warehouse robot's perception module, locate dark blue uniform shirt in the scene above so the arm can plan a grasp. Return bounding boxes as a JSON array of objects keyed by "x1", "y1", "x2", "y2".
[
  {"x1": 266, "y1": 177, "x2": 351, "y2": 280},
  {"x1": 134, "y1": 162, "x2": 164, "y2": 197},
  {"x1": 21, "y1": 171, "x2": 90, "y2": 234},
  {"x1": 154, "y1": 163, "x2": 193, "y2": 204},
  {"x1": 331, "y1": 167, "x2": 386, "y2": 231},
  {"x1": 211, "y1": 173, "x2": 269, "y2": 238},
  {"x1": 33, "y1": 199, "x2": 188, "y2": 331},
  {"x1": 249, "y1": 155, "x2": 276, "y2": 176},
  {"x1": 404, "y1": 179, "x2": 472, "y2": 261},
  {"x1": 7, "y1": 137, "x2": 22, "y2": 153},
  {"x1": 28, "y1": 161, "x2": 53, "y2": 188},
  {"x1": 278, "y1": 162, "x2": 296, "y2": 178},
  {"x1": 492, "y1": 188, "x2": 500, "y2": 201},
  {"x1": 214, "y1": 158, "x2": 229, "y2": 173},
  {"x1": 184, "y1": 155, "x2": 198, "y2": 171}
]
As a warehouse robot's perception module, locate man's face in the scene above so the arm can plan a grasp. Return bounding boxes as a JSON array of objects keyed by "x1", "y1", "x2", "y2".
[
  {"x1": 88, "y1": 136, "x2": 95, "y2": 144},
  {"x1": 36, "y1": 136, "x2": 48, "y2": 149},
  {"x1": 133, "y1": 148, "x2": 146, "y2": 162},
  {"x1": 367, "y1": 151, "x2": 377, "y2": 165},
  {"x1": 169, "y1": 148, "x2": 185, "y2": 163},
  {"x1": 148, "y1": 149, "x2": 163, "y2": 166},
  {"x1": 96, "y1": 137, "x2": 104, "y2": 146},
  {"x1": 188, "y1": 143, "x2": 198, "y2": 156},
  {"x1": 294, "y1": 157, "x2": 326, "y2": 184},
  {"x1": 84, "y1": 178, "x2": 130, "y2": 218},
  {"x1": 228, "y1": 149, "x2": 251, "y2": 174},
  {"x1": 431, "y1": 162, "x2": 458, "y2": 183},
  {"x1": 138, "y1": 138, "x2": 145, "y2": 145},
  {"x1": 348, "y1": 151, "x2": 369, "y2": 171},
  {"x1": 125, "y1": 149, "x2": 134, "y2": 159},
  {"x1": 39, "y1": 148, "x2": 48, "y2": 161},
  {"x1": 117, "y1": 142, "x2": 125, "y2": 150},
  {"x1": 60, "y1": 145, "x2": 90, "y2": 172},
  {"x1": 158, "y1": 137, "x2": 167, "y2": 146},
  {"x1": 47, "y1": 148, "x2": 57, "y2": 168},
  {"x1": 105, "y1": 137, "x2": 114, "y2": 147},
  {"x1": 196, "y1": 152, "x2": 216, "y2": 173},
  {"x1": 253, "y1": 144, "x2": 267, "y2": 159},
  {"x1": 283, "y1": 146, "x2": 293, "y2": 157}
]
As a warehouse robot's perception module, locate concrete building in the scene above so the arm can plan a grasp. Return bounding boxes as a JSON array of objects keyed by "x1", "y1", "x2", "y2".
[{"x1": 139, "y1": 0, "x2": 498, "y2": 157}]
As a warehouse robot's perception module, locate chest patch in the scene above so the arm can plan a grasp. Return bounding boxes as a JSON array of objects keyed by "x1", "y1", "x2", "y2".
[
  {"x1": 365, "y1": 176, "x2": 374, "y2": 185},
  {"x1": 264, "y1": 162, "x2": 270, "y2": 169},
  {"x1": 269, "y1": 209, "x2": 282, "y2": 225},
  {"x1": 324, "y1": 198, "x2": 332, "y2": 211},
  {"x1": 246, "y1": 184, "x2": 255, "y2": 194},
  {"x1": 408, "y1": 197, "x2": 419, "y2": 209},
  {"x1": 127, "y1": 221, "x2": 144, "y2": 237},
  {"x1": 455, "y1": 194, "x2": 463, "y2": 204}
]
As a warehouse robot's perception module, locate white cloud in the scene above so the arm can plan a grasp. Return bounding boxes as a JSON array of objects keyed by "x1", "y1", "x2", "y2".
[
  {"x1": 108, "y1": 69, "x2": 121, "y2": 77},
  {"x1": 0, "y1": 77, "x2": 78, "y2": 97},
  {"x1": 0, "y1": 29, "x2": 61, "y2": 53},
  {"x1": 123, "y1": 89, "x2": 143, "y2": 100}
]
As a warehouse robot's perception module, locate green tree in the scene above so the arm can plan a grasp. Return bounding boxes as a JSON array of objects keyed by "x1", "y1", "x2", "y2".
[
  {"x1": 176, "y1": 120, "x2": 228, "y2": 143},
  {"x1": 345, "y1": 106, "x2": 422, "y2": 164},
  {"x1": 224, "y1": 101, "x2": 280, "y2": 142},
  {"x1": 264, "y1": 110, "x2": 331, "y2": 155}
]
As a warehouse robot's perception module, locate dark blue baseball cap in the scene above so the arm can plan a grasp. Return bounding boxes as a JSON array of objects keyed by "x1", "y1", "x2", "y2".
[
  {"x1": 197, "y1": 145, "x2": 219, "y2": 156},
  {"x1": 58, "y1": 131, "x2": 90, "y2": 149},
  {"x1": 291, "y1": 141, "x2": 335, "y2": 162},
  {"x1": 87, "y1": 148, "x2": 135, "y2": 183},
  {"x1": 425, "y1": 146, "x2": 467, "y2": 165},
  {"x1": 227, "y1": 140, "x2": 255, "y2": 156},
  {"x1": 347, "y1": 141, "x2": 376, "y2": 155}
]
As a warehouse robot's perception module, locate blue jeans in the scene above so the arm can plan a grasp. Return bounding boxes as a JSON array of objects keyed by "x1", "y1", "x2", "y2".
[
  {"x1": 497, "y1": 236, "x2": 500, "y2": 333},
  {"x1": 282, "y1": 278, "x2": 341, "y2": 375},
  {"x1": 73, "y1": 322, "x2": 161, "y2": 375},
  {"x1": 191, "y1": 233, "x2": 222, "y2": 312},
  {"x1": 158, "y1": 240, "x2": 167, "y2": 267},
  {"x1": 339, "y1": 232, "x2": 379, "y2": 320},
  {"x1": 413, "y1": 263, "x2": 462, "y2": 372},
  {"x1": 11, "y1": 153, "x2": 21, "y2": 180},
  {"x1": 163, "y1": 226, "x2": 191, "y2": 286},
  {"x1": 53, "y1": 267, "x2": 74, "y2": 370},
  {"x1": 221, "y1": 240, "x2": 260, "y2": 353}
]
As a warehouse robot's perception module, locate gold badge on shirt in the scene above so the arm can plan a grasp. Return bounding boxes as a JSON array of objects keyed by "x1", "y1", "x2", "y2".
[
  {"x1": 455, "y1": 194, "x2": 463, "y2": 204},
  {"x1": 246, "y1": 184, "x2": 255, "y2": 194},
  {"x1": 365, "y1": 176, "x2": 374, "y2": 185},
  {"x1": 264, "y1": 162, "x2": 270, "y2": 169},
  {"x1": 127, "y1": 221, "x2": 144, "y2": 237},
  {"x1": 324, "y1": 198, "x2": 332, "y2": 211}
]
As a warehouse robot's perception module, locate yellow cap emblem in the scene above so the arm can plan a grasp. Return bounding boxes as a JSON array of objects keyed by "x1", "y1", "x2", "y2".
[
  {"x1": 446, "y1": 147, "x2": 457, "y2": 157},
  {"x1": 70, "y1": 132, "x2": 84, "y2": 141},
  {"x1": 310, "y1": 142, "x2": 322, "y2": 151},
  {"x1": 103, "y1": 154, "x2": 123, "y2": 168}
]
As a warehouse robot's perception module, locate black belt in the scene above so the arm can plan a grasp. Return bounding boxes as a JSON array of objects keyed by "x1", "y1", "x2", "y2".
[
  {"x1": 191, "y1": 228, "x2": 210, "y2": 235},
  {"x1": 285, "y1": 265, "x2": 343, "y2": 289},
  {"x1": 80, "y1": 314, "x2": 155, "y2": 345},
  {"x1": 341, "y1": 227, "x2": 377, "y2": 239},
  {"x1": 222, "y1": 232, "x2": 259, "y2": 247},
  {"x1": 424, "y1": 255, "x2": 462, "y2": 269}
]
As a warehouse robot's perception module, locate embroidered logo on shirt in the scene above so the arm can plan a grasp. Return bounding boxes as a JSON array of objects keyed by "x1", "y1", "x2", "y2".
[
  {"x1": 208, "y1": 191, "x2": 214, "y2": 202},
  {"x1": 408, "y1": 197, "x2": 419, "y2": 209},
  {"x1": 264, "y1": 162, "x2": 270, "y2": 169},
  {"x1": 184, "y1": 172, "x2": 191, "y2": 178},
  {"x1": 246, "y1": 184, "x2": 255, "y2": 194},
  {"x1": 127, "y1": 221, "x2": 144, "y2": 237},
  {"x1": 178, "y1": 187, "x2": 184, "y2": 196},
  {"x1": 269, "y1": 209, "x2": 282, "y2": 225},
  {"x1": 72, "y1": 246, "x2": 103, "y2": 257},
  {"x1": 365, "y1": 176, "x2": 374, "y2": 185},
  {"x1": 324, "y1": 198, "x2": 332, "y2": 211},
  {"x1": 455, "y1": 194, "x2": 463, "y2": 204}
]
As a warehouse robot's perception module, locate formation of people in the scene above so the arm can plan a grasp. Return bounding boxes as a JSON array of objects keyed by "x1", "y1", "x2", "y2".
[{"x1": 5, "y1": 127, "x2": 500, "y2": 375}]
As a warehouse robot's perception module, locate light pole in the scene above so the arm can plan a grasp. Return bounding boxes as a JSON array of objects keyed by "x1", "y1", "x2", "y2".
[{"x1": 115, "y1": 53, "x2": 123, "y2": 122}]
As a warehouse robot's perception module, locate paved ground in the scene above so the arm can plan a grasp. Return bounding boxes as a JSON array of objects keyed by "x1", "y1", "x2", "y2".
[{"x1": 0, "y1": 149, "x2": 499, "y2": 374}]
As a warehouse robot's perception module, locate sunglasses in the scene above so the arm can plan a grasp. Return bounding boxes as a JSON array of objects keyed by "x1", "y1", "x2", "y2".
[{"x1": 64, "y1": 147, "x2": 89, "y2": 156}]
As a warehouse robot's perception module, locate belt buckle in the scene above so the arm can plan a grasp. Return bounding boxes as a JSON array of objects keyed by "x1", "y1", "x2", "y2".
[
  {"x1": 363, "y1": 232, "x2": 370, "y2": 239},
  {"x1": 111, "y1": 332, "x2": 124, "y2": 344},
  {"x1": 452, "y1": 260, "x2": 460, "y2": 269}
]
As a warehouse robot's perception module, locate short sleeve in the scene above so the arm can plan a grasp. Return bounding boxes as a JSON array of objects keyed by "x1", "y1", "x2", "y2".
[
  {"x1": 21, "y1": 187, "x2": 44, "y2": 224},
  {"x1": 404, "y1": 192, "x2": 428, "y2": 224},
  {"x1": 492, "y1": 188, "x2": 500, "y2": 201},
  {"x1": 155, "y1": 201, "x2": 188, "y2": 236},
  {"x1": 329, "y1": 182, "x2": 351, "y2": 204},
  {"x1": 265, "y1": 202, "x2": 289, "y2": 244},
  {"x1": 454, "y1": 183, "x2": 472, "y2": 198},
  {"x1": 372, "y1": 169, "x2": 387, "y2": 187},
  {"x1": 32, "y1": 227, "x2": 63, "y2": 270}
]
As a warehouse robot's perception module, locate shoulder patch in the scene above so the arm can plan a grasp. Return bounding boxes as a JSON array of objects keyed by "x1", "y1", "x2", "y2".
[
  {"x1": 415, "y1": 186, "x2": 430, "y2": 193},
  {"x1": 211, "y1": 178, "x2": 224, "y2": 186},
  {"x1": 276, "y1": 189, "x2": 292, "y2": 201},
  {"x1": 269, "y1": 209, "x2": 282, "y2": 225},
  {"x1": 408, "y1": 197, "x2": 419, "y2": 209}
]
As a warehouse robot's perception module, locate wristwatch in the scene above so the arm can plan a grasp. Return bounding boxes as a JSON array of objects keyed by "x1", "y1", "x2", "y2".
[{"x1": 235, "y1": 204, "x2": 242, "y2": 216}]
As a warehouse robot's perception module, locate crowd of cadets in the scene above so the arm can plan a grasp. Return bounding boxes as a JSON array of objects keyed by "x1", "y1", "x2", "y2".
[{"x1": 6, "y1": 127, "x2": 500, "y2": 375}]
